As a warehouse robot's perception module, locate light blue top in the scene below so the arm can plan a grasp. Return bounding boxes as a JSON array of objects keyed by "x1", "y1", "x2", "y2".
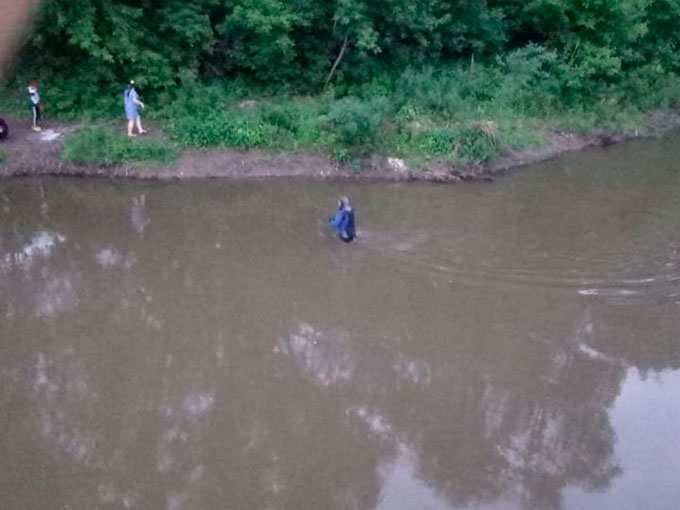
[
  {"x1": 329, "y1": 206, "x2": 356, "y2": 241},
  {"x1": 124, "y1": 87, "x2": 139, "y2": 119}
]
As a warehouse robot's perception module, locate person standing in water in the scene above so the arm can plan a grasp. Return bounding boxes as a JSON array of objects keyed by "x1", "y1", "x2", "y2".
[
  {"x1": 27, "y1": 81, "x2": 42, "y2": 132},
  {"x1": 329, "y1": 196, "x2": 356, "y2": 243},
  {"x1": 124, "y1": 80, "x2": 146, "y2": 137}
]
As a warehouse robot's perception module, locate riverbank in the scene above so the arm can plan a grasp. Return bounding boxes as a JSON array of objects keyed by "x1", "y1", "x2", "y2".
[{"x1": 1, "y1": 109, "x2": 679, "y2": 182}]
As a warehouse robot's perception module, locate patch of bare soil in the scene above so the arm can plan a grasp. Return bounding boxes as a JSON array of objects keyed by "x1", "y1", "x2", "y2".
[
  {"x1": 2, "y1": 111, "x2": 680, "y2": 182},
  {"x1": 0, "y1": 116, "x2": 76, "y2": 174}
]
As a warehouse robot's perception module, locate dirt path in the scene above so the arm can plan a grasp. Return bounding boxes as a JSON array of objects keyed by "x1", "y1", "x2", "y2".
[
  {"x1": 0, "y1": 116, "x2": 78, "y2": 173},
  {"x1": 2, "y1": 111, "x2": 680, "y2": 182}
]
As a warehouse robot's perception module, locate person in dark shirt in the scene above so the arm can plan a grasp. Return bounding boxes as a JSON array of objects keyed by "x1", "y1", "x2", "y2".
[{"x1": 329, "y1": 196, "x2": 356, "y2": 243}]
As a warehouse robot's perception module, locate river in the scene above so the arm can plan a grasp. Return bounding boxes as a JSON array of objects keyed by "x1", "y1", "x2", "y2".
[{"x1": 1, "y1": 137, "x2": 679, "y2": 510}]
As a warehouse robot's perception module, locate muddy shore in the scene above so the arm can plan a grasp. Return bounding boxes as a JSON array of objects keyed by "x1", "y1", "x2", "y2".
[{"x1": 1, "y1": 111, "x2": 679, "y2": 182}]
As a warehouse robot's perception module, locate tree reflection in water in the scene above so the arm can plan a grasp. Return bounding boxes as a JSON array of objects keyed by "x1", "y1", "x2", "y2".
[{"x1": 1, "y1": 179, "x2": 678, "y2": 510}]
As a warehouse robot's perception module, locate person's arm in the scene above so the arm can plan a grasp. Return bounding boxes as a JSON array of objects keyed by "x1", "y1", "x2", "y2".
[
  {"x1": 329, "y1": 209, "x2": 344, "y2": 230},
  {"x1": 132, "y1": 90, "x2": 144, "y2": 109}
]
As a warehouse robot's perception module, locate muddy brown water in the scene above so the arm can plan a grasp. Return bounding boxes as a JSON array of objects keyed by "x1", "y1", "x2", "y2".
[{"x1": 2, "y1": 137, "x2": 680, "y2": 510}]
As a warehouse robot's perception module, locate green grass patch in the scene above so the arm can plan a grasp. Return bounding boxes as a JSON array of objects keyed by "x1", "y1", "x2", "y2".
[
  {"x1": 0, "y1": 149, "x2": 7, "y2": 165},
  {"x1": 389, "y1": 124, "x2": 500, "y2": 165},
  {"x1": 62, "y1": 127, "x2": 177, "y2": 166},
  {"x1": 13, "y1": 45, "x2": 680, "y2": 171},
  {"x1": 167, "y1": 112, "x2": 277, "y2": 149},
  {"x1": 0, "y1": 87, "x2": 27, "y2": 117}
]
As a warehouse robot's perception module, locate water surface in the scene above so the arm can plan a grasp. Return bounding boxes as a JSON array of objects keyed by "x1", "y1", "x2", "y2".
[{"x1": 1, "y1": 138, "x2": 680, "y2": 510}]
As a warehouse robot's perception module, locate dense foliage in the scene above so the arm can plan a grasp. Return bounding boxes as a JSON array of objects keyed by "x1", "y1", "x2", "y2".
[
  {"x1": 13, "y1": 0, "x2": 680, "y2": 97},
  {"x1": 6, "y1": 0, "x2": 680, "y2": 164}
]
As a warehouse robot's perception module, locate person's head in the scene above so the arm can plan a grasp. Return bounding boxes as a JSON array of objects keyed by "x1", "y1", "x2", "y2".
[
  {"x1": 27, "y1": 79, "x2": 38, "y2": 92},
  {"x1": 339, "y1": 196, "x2": 351, "y2": 209}
]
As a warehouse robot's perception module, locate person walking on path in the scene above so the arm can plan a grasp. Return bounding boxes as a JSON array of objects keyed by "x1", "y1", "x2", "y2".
[
  {"x1": 329, "y1": 196, "x2": 356, "y2": 243},
  {"x1": 27, "y1": 81, "x2": 42, "y2": 132},
  {"x1": 124, "y1": 80, "x2": 146, "y2": 137}
]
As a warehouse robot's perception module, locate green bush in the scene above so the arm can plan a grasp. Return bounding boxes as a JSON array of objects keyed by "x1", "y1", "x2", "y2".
[
  {"x1": 160, "y1": 83, "x2": 232, "y2": 119},
  {"x1": 259, "y1": 100, "x2": 328, "y2": 149},
  {"x1": 392, "y1": 67, "x2": 469, "y2": 118},
  {"x1": 323, "y1": 96, "x2": 386, "y2": 149},
  {"x1": 167, "y1": 112, "x2": 277, "y2": 149},
  {"x1": 492, "y1": 45, "x2": 562, "y2": 115},
  {"x1": 413, "y1": 124, "x2": 501, "y2": 164},
  {"x1": 62, "y1": 127, "x2": 177, "y2": 166},
  {"x1": 0, "y1": 88, "x2": 26, "y2": 116},
  {"x1": 454, "y1": 125, "x2": 501, "y2": 163},
  {"x1": 415, "y1": 128, "x2": 457, "y2": 155},
  {"x1": 261, "y1": 103, "x2": 302, "y2": 133},
  {"x1": 11, "y1": 38, "x2": 680, "y2": 172}
]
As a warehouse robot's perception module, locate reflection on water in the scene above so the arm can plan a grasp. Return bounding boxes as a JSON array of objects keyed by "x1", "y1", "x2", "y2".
[
  {"x1": 280, "y1": 323, "x2": 355, "y2": 386},
  {"x1": 1, "y1": 137, "x2": 680, "y2": 510},
  {"x1": 130, "y1": 194, "x2": 150, "y2": 236}
]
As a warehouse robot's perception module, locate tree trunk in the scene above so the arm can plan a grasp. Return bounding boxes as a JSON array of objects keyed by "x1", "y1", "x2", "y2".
[{"x1": 325, "y1": 33, "x2": 350, "y2": 88}]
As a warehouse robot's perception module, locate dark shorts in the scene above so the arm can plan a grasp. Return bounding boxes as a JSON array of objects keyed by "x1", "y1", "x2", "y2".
[{"x1": 31, "y1": 103, "x2": 42, "y2": 122}]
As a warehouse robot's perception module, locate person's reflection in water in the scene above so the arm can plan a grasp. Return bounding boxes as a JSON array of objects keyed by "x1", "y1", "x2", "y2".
[
  {"x1": 39, "y1": 180, "x2": 49, "y2": 218},
  {"x1": 329, "y1": 196, "x2": 356, "y2": 243},
  {"x1": 130, "y1": 194, "x2": 150, "y2": 236}
]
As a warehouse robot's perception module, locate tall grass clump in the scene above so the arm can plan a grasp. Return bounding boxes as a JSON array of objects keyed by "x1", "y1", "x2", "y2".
[
  {"x1": 258, "y1": 100, "x2": 328, "y2": 149},
  {"x1": 159, "y1": 82, "x2": 329, "y2": 151},
  {"x1": 322, "y1": 96, "x2": 387, "y2": 159},
  {"x1": 62, "y1": 127, "x2": 177, "y2": 166},
  {"x1": 167, "y1": 112, "x2": 278, "y2": 149},
  {"x1": 406, "y1": 124, "x2": 501, "y2": 164},
  {"x1": 162, "y1": 84, "x2": 279, "y2": 149}
]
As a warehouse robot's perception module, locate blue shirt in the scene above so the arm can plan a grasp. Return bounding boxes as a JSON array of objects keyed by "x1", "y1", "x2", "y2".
[
  {"x1": 329, "y1": 206, "x2": 356, "y2": 241},
  {"x1": 124, "y1": 87, "x2": 139, "y2": 118}
]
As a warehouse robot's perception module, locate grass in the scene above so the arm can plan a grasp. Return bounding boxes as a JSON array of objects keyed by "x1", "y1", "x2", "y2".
[
  {"x1": 8, "y1": 45, "x2": 680, "y2": 170},
  {"x1": 0, "y1": 88, "x2": 27, "y2": 117},
  {"x1": 151, "y1": 54, "x2": 666, "y2": 167},
  {"x1": 0, "y1": 149, "x2": 6, "y2": 165},
  {"x1": 62, "y1": 127, "x2": 178, "y2": 166}
]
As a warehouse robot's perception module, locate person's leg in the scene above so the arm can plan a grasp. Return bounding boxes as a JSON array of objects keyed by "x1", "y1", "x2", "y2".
[
  {"x1": 127, "y1": 119, "x2": 136, "y2": 137},
  {"x1": 31, "y1": 105, "x2": 38, "y2": 130},
  {"x1": 135, "y1": 116, "x2": 146, "y2": 134}
]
